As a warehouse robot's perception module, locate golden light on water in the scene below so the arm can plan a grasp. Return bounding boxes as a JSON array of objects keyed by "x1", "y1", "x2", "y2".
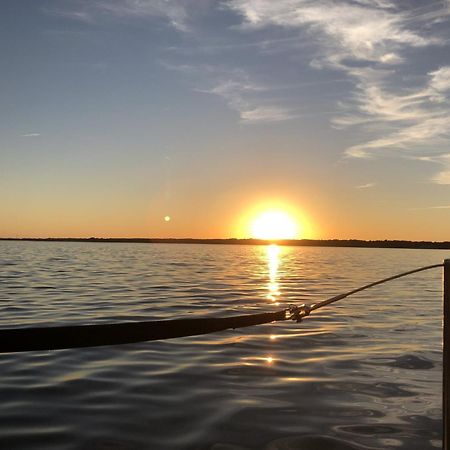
[
  {"x1": 267, "y1": 244, "x2": 281, "y2": 305},
  {"x1": 251, "y1": 210, "x2": 298, "y2": 240}
]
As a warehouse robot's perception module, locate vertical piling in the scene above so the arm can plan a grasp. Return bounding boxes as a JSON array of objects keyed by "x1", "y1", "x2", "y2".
[{"x1": 444, "y1": 259, "x2": 450, "y2": 450}]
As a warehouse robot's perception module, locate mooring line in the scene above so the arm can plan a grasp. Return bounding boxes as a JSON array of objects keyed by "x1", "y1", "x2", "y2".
[
  {"x1": 0, "y1": 263, "x2": 444, "y2": 353},
  {"x1": 312, "y1": 263, "x2": 443, "y2": 310}
]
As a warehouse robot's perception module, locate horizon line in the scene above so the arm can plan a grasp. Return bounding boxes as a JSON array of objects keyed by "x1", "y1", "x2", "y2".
[{"x1": 1, "y1": 237, "x2": 450, "y2": 250}]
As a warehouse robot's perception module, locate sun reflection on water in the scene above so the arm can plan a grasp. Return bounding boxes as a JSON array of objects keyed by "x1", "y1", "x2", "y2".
[{"x1": 267, "y1": 244, "x2": 281, "y2": 305}]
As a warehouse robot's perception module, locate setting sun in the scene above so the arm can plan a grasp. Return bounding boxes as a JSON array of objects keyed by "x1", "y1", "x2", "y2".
[{"x1": 251, "y1": 211, "x2": 299, "y2": 240}]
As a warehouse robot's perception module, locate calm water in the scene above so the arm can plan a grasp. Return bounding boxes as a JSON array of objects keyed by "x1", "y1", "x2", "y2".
[{"x1": 0, "y1": 241, "x2": 447, "y2": 450}]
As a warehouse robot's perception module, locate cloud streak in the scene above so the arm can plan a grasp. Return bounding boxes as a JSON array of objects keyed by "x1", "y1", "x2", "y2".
[
  {"x1": 198, "y1": 78, "x2": 298, "y2": 124},
  {"x1": 229, "y1": 0, "x2": 437, "y2": 67},
  {"x1": 356, "y1": 182, "x2": 375, "y2": 189},
  {"x1": 228, "y1": 0, "x2": 450, "y2": 181},
  {"x1": 341, "y1": 66, "x2": 450, "y2": 158},
  {"x1": 165, "y1": 62, "x2": 299, "y2": 123},
  {"x1": 46, "y1": 0, "x2": 198, "y2": 31},
  {"x1": 430, "y1": 154, "x2": 450, "y2": 185},
  {"x1": 411, "y1": 204, "x2": 450, "y2": 210}
]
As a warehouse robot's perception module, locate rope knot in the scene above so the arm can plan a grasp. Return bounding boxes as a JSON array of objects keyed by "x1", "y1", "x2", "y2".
[{"x1": 288, "y1": 304, "x2": 311, "y2": 322}]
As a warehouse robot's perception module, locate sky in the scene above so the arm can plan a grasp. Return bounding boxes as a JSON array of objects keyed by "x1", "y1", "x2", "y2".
[{"x1": 1, "y1": 0, "x2": 450, "y2": 240}]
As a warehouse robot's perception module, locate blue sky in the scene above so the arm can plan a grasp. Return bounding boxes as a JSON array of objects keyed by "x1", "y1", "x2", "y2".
[{"x1": 1, "y1": 0, "x2": 450, "y2": 239}]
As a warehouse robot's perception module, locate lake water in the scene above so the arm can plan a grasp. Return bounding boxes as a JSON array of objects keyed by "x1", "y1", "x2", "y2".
[{"x1": 0, "y1": 241, "x2": 447, "y2": 450}]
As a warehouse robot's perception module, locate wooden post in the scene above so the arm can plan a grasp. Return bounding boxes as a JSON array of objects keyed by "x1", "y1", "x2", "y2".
[{"x1": 444, "y1": 259, "x2": 450, "y2": 450}]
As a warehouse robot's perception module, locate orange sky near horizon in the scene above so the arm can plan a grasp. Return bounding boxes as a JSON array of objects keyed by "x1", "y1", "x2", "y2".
[{"x1": 2, "y1": 187, "x2": 448, "y2": 241}]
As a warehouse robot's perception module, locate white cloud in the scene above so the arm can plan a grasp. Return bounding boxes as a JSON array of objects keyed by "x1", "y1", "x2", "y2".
[
  {"x1": 201, "y1": 79, "x2": 297, "y2": 123},
  {"x1": 418, "y1": 153, "x2": 450, "y2": 185},
  {"x1": 345, "y1": 113, "x2": 450, "y2": 158},
  {"x1": 168, "y1": 64, "x2": 298, "y2": 123},
  {"x1": 229, "y1": 0, "x2": 435, "y2": 68},
  {"x1": 356, "y1": 182, "x2": 375, "y2": 189},
  {"x1": 344, "y1": 68, "x2": 450, "y2": 158},
  {"x1": 240, "y1": 106, "x2": 296, "y2": 123},
  {"x1": 21, "y1": 133, "x2": 41, "y2": 137},
  {"x1": 429, "y1": 66, "x2": 450, "y2": 93},
  {"x1": 227, "y1": 1, "x2": 450, "y2": 182}
]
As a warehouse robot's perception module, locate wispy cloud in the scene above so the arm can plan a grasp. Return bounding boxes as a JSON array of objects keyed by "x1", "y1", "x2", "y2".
[
  {"x1": 165, "y1": 62, "x2": 299, "y2": 123},
  {"x1": 229, "y1": 0, "x2": 437, "y2": 67},
  {"x1": 228, "y1": 0, "x2": 450, "y2": 180},
  {"x1": 45, "y1": 0, "x2": 199, "y2": 31},
  {"x1": 356, "y1": 182, "x2": 375, "y2": 189},
  {"x1": 411, "y1": 204, "x2": 450, "y2": 210},
  {"x1": 21, "y1": 133, "x2": 41, "y2": 137},
  {"x1": 198, "y1": 80, "x2": 298, "y2": 124},
  {"x1": 413, "y1": 153, "x2": 450, "y2": 185},
  {"x1": 239, "y1": 106, "x2": 295, "y2": 123},
  {"x1": 431, "y1": 154, "x2": 450, "y2": 185},
  {"x1": 341, "y1": 67, "x2": 450, "y2": 158}
]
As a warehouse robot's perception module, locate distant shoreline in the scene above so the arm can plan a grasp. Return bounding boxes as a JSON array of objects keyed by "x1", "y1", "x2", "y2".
[{"x1": 1, "y1": 237, "x2": 450, "y2": 250}]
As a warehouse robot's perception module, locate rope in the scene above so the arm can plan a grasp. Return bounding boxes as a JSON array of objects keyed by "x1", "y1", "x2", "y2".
[
  {"x1": 289, "y1": 263, "x2": 443, "y2": 321},
  {"x1": 311, "y1": 263, "x2": 443, "y2": 311},
  {"x1": 0, "y1": 263, "x2": 443, "y2": 353}
]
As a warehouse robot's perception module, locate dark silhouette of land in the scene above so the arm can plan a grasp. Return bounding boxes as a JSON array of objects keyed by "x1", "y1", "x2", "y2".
[{"x1": 1, "y1": 237, "x2": 450, "y2": 250}]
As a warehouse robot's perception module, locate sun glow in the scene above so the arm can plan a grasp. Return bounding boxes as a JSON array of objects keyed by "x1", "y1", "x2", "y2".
[{"x1": 251, "y1": 210, "x2": 298, "y2": 240}]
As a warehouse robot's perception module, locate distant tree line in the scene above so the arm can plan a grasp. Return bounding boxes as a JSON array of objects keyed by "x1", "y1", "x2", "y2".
[{"x1": 1, "y1": 237, "x2": 450, "y2": 250}]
